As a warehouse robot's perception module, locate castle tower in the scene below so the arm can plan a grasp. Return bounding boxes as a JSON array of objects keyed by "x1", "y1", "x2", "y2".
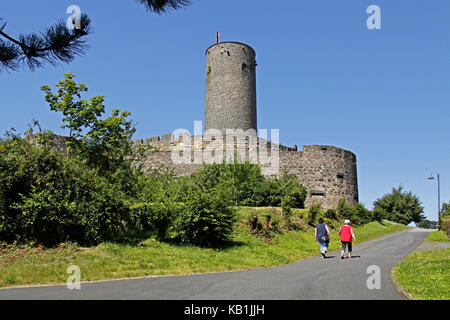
[
  {"x1": 205, "y1": 42, "x2": 257, "y2": 134},
  {"x1": 300, "y1": 145, "x2": 359, "y2": 209}
]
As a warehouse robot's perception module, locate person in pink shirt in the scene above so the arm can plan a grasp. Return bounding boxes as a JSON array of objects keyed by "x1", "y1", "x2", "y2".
[{"x1": 339, "y1": 219, "x2": 356, "y2": 259}]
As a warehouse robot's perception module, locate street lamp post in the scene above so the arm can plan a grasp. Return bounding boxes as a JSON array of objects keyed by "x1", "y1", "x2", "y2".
[{"x1": 428, "y1": 173, "x2": 441, "y2": 230}]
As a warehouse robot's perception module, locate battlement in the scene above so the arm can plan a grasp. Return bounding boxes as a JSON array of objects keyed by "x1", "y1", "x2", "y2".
[{"x1": 131, "y1": 134, "x2": 298, "y2": 152}]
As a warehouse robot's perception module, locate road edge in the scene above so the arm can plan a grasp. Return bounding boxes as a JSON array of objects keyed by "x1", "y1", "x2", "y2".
[{"x1": 390, "y1": 266, "x2": 413, "y2": 300}]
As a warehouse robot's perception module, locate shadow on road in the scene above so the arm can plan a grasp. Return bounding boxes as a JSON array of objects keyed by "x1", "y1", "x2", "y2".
[{"x1": 323, "y1": 255, "x2": 362, "y2": 259}]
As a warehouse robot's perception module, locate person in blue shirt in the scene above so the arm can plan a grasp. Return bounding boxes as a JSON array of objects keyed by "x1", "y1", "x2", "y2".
[{"x1": 315, "y1": 217, "x2": 331, "y2": 258}]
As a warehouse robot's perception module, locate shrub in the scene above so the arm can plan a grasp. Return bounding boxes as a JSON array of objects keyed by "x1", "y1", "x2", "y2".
[
  {"x1": 308, "y1": 202, "x2": 322, "y2": 226},
  {"x1": 416, "y1": 219, "x2": 439, "y2": 229},
  {"x1": 333, "y1": 199, "x2": 374, "y2": 225},
  {"x1": 270, "y1": 214, "x2": 282, "y2": 232},
  {"x1": 336, "y1": 198, "x2": 355, "y2": 221},
  {"x1": 193, "y1": 163, "x2": 307, "y2": 209},
  {"x1": 128, "y1": 203, "x2": 153, "y2": 233},
  {"x1": 172, "y1": 185, "x2": 237, "y2": 246},
  {"x1": 248, "y1": 211, "x2": 282, "y2": 241},
  {"x1": 277, "y1": 174, "x2": 307, "y2": 209},
  {"x1": 193, "y1": 162, "x2": 264, "y2": 207},
  {"x1": 248, "y1": 214, "x2": 263, "y2": 232},
  {"x1": 372, "y1": 207, "x2": 385, "y2": 222},
  {"x1": 281, "y1": 195, "x2": 294, "y2": 224},
  {"x1": 324, "y1": 208, "x2": 337, "y2": 220},
  {"x1": 353, "y1": 203, "x2": 371, "y2": 225},
  {"x1": 0, "y1": 137, "x2": 128, "y2": 246},
  {"x1": 323, "y1": 218, "x2": 336, "y2": 230},
  {"x1": 441, "y1": 203, "x2": 450, "y2": 216}
]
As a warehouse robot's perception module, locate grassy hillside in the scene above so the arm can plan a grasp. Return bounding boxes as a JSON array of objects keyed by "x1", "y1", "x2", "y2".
[{"x1": 0, "y1": 207, "x2": 408, "y2": 288}]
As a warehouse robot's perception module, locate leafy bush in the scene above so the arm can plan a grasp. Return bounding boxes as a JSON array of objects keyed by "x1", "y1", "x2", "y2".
[
  {"x1": 324, "y1": 208, "x2": 337, "y2": 220},
  {"x1": 336, "y1": 198, "x2": 354, "y2": 221},
  {"x1": 308, "y1": 202, "x2": 322, "y2": 226},
  {"x1": 130, "y1": 175, "x2": 237, "y2": 247},
  {"x1": 0, "y1": 137, "x2": 128, "y2": 246},
  {"x1": 441, "y1": 203, "x2": 450, "y2": 216},
  {"x1": 248, "y1": 214, "x2": 263, "y2": 232},
  {"x1": 172, "y1": 185, "x2": 237, "y2": 246},
  {"x1": 333, "y1": 199, "x2": 373, "y2": 225},
  {"x1": 192, "y1": 162, "x2": 306, "y2": 209},
  {"x1": 372, "y1": 207, "x2": 385, "y2": 222},
  {"x1": 416, "y1": 219, "x2": 439, "y2": 229},
  {"x1": 277, "y1": 174, "x2": 307, "y2": 209},
  {"x1": 281, "y1": 195, "x2": 294, "y2": 224},
  {"x1": 353, "y1": 203, "x2": 371, "y2": 225},
  {"x1": 269, "y1": 214, "x2": 282, "y2": 232},
  {"x1": 193, "y1": 162, "x2": 259, "y2": 206},
  {"x1": 248, "y1": 211, "x2": 282, "y2": 241}
]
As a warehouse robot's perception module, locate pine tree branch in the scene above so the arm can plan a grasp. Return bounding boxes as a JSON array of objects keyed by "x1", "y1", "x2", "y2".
[
  {"x1": 136, "y1": 0, "x2": 191, "y2": 14},
  {"x1": 0, "y1": 15, "x2": 91, "y2": 72}
]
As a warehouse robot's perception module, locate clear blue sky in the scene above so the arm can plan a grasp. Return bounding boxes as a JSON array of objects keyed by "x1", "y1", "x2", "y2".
[{"x1": 1, "y1": 1, "x2": 448, "y2": 222}]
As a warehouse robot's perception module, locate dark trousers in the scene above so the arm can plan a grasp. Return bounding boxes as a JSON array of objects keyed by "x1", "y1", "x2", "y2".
[{"x1": 341, "y1": 241, "x2": 352, "y2": 252}]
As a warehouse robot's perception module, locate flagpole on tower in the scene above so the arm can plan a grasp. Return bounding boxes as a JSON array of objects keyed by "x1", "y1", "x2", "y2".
[{"x1": 216, "y1": 32, "x2": 219, "y2": 44}]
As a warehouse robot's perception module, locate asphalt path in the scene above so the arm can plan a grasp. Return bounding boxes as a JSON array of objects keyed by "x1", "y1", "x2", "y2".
[{"x1": 0, "y1": 228, "x2": 430, "y2": 300}]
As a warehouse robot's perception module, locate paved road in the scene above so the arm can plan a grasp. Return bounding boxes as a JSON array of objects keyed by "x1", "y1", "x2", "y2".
[{"x1": 0, "y1": 228, "x2": 430, "y2": 300}]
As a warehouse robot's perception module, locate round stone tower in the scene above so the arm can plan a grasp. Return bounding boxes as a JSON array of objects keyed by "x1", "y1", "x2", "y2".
[
  {"x1": 205, "y1": 42, "x2": 257, "y2": 134},
  {"x1": 300, "y1": 145, "x2": 359, "y2": 209}
]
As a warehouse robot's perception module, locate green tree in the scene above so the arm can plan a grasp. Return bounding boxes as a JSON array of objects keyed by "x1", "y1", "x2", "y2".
[
  {"x1": 336, "y1": 198, "x2": 354, "y2": 220},
  {"x1": 442, "y1": 203, "x2": 450, "y2": 216},
  {"x1": 308, "y1": 202, "x2": 322, "y2": 226},
  {"x1": 41, "y1": 73, "x2": 135, "y2": 173},
  {"x1": 373, "y1": 186, "x2": 425, "y2": 225},
  {"x1": 416, "y1": 219, "x2": 439, "y2": 229}
]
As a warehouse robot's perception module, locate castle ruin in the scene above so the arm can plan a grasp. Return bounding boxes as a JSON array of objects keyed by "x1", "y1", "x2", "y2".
[{"x1": 132, "y1": 41, "x2": 359, "y2": 209}]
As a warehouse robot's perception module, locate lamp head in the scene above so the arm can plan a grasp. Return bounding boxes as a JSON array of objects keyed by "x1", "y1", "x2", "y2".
[{"x1": 428, "y1": 175, "x2": 435, "y2": 180}]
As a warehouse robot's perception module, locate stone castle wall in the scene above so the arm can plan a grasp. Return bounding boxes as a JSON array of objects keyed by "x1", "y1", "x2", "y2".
[
  {"x1": 131, "y1": 135, "x2": 359, "y2": 210},
  {"x1": 285, "y1": 145, "x2": 359, "y2": 209}
]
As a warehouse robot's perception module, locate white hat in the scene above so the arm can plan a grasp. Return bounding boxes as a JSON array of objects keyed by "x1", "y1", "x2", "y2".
[{"x1": 344, "y1": 219, "x2": 350, "y2": 224}]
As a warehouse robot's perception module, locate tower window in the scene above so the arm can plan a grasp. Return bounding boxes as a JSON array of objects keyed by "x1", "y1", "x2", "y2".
[
  {"x1": 320, "y1": 147, "x2": 328, "y2": 151},
  {"x1": 337, "y1": 173, "x2": 345, "y2": 179},
  {"x1": 310, "y1": 190, "x2": 326, "y2": 197},
  {"x1": 241, "y1": 63, "x2": 248, "y2": 71}
]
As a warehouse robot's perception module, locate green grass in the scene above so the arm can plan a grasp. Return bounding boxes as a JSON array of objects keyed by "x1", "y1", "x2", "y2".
[
  {"x1": 393, "y1": 229, "x2": 450, "y2": 300},
  {"x1": 425, "y1": 230, "x2": 450, "y2": 242},
  {"x1": 393, "y1": 248, "x2": 450, "y2": 300},
  {"x1": 0, "y1": 207, "x2": 408, "y2": 288}
]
